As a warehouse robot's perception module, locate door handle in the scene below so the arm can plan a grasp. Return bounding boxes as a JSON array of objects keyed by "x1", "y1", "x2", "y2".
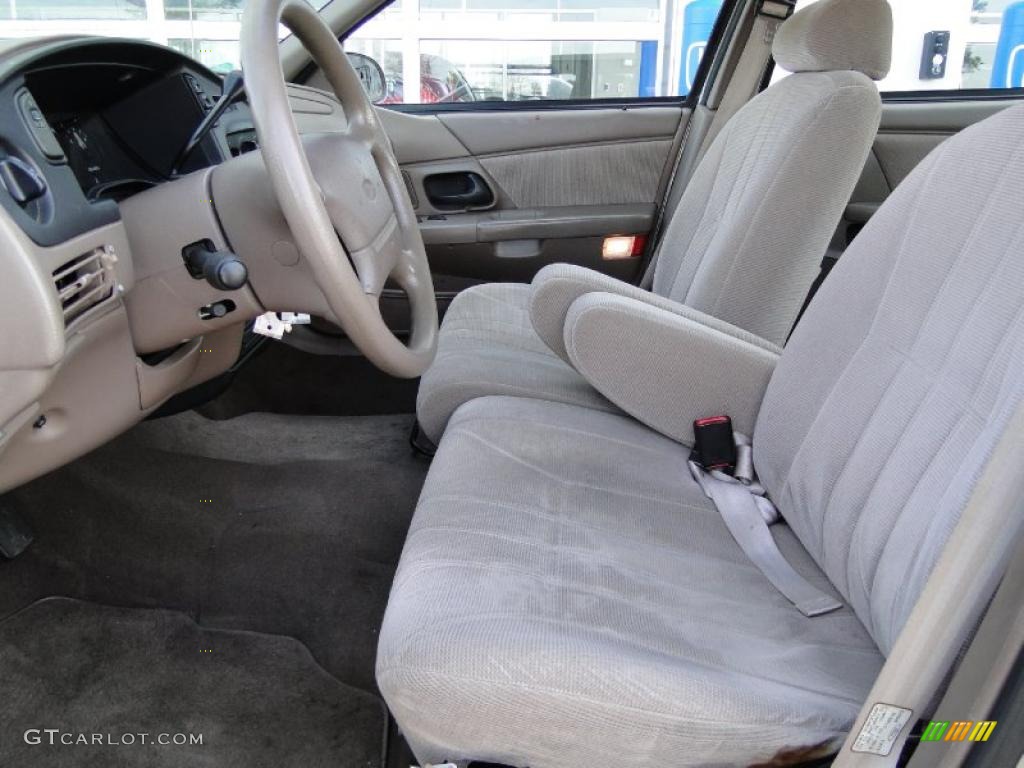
[{"x1": 423, "y1": 171, "x2": 494, "y2": 210}]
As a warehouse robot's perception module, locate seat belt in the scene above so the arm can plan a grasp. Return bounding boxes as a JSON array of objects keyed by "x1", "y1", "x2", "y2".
[
  {"x1": 698, "y1": 0, "x2": 793, "y2": 157},
  {"x1": 689, "y1": 418, "x2": 842, "y2": 618}
]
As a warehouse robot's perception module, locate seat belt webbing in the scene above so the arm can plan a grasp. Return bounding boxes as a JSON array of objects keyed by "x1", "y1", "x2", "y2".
[
  {"x1": 689, "y1": 436, "x2": 842, "y2": 618},
  {"x1": 697, "y1": 0, "x2": 792, "y2": 157}
]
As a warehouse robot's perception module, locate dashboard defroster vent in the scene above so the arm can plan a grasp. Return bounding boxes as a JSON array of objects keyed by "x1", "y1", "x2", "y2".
[{"x1": 52, "y1": 246, "x2": 117, "y2": 326}]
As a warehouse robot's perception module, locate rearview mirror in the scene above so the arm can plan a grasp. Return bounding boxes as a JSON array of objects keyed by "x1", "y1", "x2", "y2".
[{"x1": 346, "y1": 52, "x2": 386, "y2": 104}]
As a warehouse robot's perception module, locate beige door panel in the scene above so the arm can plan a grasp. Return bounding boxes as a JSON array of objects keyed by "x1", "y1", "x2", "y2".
[
  {"x1": 436, "y1": 106, "x2": 682, "y2": 154},
  {"x1": 479, "y1": 139, "x2": 673, "y2": 208},
  {"x1": 840, "y1": 98, "x2": 1020, "y2": 246},
  {"x1": 381, "y1": 105, "x2": 684, "y2": 280},
  {"x1": 877, "y1": 99, "x2": 1013, "y2": 133},
  {"x1": 853, "y1": 99, "x2": 1017, "y2": 206},
  {"x1": 384, "y1": 106, "x2": 684, "y2": 215},
  {"x1": 377, "y1": 108, "x2": 470, "y2": 164},
  {"x1": 375, "y1": 104, "x2": 686, "y2": 333},
  {"x1": 402, "y1": 157, "x2": 508, "y2": 217}
]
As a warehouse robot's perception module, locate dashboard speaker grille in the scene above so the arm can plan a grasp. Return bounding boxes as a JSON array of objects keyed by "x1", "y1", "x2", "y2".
[{"x1": 52, "y1": 247, "x2": 115, "y2": 326}]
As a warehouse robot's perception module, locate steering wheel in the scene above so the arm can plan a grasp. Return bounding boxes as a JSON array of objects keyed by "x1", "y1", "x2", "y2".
[{"x1": 240, "y1": 0, "x2": 437, "y2": 377}]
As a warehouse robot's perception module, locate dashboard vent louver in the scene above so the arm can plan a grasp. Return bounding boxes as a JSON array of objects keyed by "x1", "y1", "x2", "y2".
[{"x1": 52, "y1": 247, "x2": 116, "y2": 326}]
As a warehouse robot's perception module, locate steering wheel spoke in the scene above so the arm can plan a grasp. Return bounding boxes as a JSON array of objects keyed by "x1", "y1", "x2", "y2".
[{"x1": 347, "y1": 215, "x2": 403, "y2": 296}]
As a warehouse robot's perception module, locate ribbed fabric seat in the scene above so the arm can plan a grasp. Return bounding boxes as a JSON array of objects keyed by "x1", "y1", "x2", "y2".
[
  {"x1": 416, "y1": 0, "x2": 893, "y2": 442},
  {"x1": 379, "y1": 102, "x2": 1024, "y2": 767},
  {"x1": 416, "y1": 282, "x2": 620, "y2": 434},
  {"x1": 381, "y1": 397, "x2": 883, "y2": 767}
]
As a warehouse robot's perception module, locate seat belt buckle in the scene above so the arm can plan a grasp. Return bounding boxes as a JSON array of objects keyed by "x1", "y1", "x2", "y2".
[{"x1": 692, "y1": 415, "x2": 737, "y2": 473}]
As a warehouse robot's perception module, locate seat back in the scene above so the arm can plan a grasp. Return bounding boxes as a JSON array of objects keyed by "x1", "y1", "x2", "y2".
[
  {"x1": 755, "y1": 102, "x2": 1024, "y2": 654},
  {"x1": 651, "y1": 0, "x2": 891, "y2": 346}
]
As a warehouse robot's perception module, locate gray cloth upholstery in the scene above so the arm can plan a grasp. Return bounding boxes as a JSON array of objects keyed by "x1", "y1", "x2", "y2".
[
  {"x1": 415, "y1": 282, "x2": 617, "y2": 441},
  {"x1": 380, "y1": 104, "x2": 1024, "y2": 767},
  {"x1": 648, "y1": 69, "x2": 880, "y2": 340},
  {"x1": 416, "y1": 0, "x2": 886, "y2": 443},
  {"x1": 480, "y1": 139, "x2": 673, "y2": 208},
  {"x1": 529, "y1": 262, "x2": 777, "y2": 365},
  {"x1": 564, "y1": 291, "x2": 780, "y2": 444},
  {"x1": 772, "y1": 0, "x2": 893, "y2": 80},
  {"x1": 754, "y1": 101, "x2": 1024, "y2": 654},
  {"x1": 379, "y1": 397, "x2": 883, "y2": 768}
]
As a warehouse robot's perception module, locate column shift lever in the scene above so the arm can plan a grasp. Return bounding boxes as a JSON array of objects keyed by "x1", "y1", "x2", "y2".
[{"x1": 182, "y1": 240, "x2": 248, "y2": 291}]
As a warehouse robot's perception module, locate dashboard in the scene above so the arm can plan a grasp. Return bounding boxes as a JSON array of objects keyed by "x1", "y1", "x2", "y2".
[
  {"x1": 0, "y1": 39, "x2": 257, "y2": 246},
  {"x1": 0, "y1": 35, "x2": 350, "y2": 494},
  {"x1": 0, "y1": 37, "x2": 277, "y2": 494}
]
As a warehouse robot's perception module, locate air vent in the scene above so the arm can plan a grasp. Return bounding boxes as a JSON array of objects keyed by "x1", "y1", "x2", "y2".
[{"x1": 52, "y1": 246, "x2": 116, "y2": 326}]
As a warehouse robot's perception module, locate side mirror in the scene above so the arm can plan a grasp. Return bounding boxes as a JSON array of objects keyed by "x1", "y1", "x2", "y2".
[{"x1": 346, "y1": 52, "x2": 386, "y2": 104}]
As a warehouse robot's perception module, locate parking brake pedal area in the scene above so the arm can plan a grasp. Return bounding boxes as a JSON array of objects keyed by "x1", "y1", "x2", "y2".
[
  {"x1": 0, "y1": 501, "x2": 33, "y2": 559},
  {"x1": 253, "y1": 311, "x2": 311, "y2": 340}
]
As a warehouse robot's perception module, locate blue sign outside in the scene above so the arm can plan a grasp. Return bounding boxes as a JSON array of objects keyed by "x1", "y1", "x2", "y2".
[
  {"x1": 991, "y1": 1, "x2": 1024, "y2": 88},
  {"x1": 680, "y1": 0, "x2": 724, "y2": 95}
]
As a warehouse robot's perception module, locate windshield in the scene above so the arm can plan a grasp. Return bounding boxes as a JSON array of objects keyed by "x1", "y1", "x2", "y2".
[{"x1": 0, "y1": 0, "x2": 331, "y2": 73}]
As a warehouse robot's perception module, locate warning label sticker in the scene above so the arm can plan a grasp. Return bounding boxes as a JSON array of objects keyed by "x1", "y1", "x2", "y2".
[{"x1": 852, "y1": 703, "x2": 914, "y2": 756}]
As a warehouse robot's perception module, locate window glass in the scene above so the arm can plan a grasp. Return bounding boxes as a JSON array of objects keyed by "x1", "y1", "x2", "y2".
[
  {"x1": 1, "y1": 0, "x2": 147, "y2": 21},
  {"x1": 168, "y1": 38, "x2": 241, "y2": 74},
  {"x1": 410, "y1": 40, "x2": 645, "y2": 101},
  {"x1": 0, "y1": 0, "x2": 730, "y2": 103},
  {"x1": 0, "y1": 0, "x2": 324, "y2": 71},
  {"x1": 164, "y1": 0, "x2": 243, "y2": 22},
  {"x1": 773, "y1": 0, "x2": 1024, "y2": 92},
  {"x1": 347, "y1": 0, "x2": 729, "y2": 103}
]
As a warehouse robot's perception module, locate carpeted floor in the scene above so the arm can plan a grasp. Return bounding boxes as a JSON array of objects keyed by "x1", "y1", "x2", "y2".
[
  {"x1": 0, "y1": 597, "x2": 386, "y2": 767},
  {"x1": 0, "y1": 409, "x2": 430, "y2": 752},
  {"x1": 195, "y1": 341, "x2": 421, "y2": 420}
]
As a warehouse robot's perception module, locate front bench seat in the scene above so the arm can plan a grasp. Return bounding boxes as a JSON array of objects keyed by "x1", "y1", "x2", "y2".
[
  {"x1": 378, "y1": 102, "x2": 1024, "y2": 767},
  {"x1": 416, "y1": 0, "x2": 893, "y2": 443}
]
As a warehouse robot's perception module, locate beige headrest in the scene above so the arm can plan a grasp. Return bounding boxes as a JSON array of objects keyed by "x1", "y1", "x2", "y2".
[{"x1": 773, "y1": 0, "x2": 893, "y2": 81}]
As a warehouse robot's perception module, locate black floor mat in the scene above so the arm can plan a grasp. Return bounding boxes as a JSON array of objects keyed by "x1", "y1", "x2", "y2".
[
  {"x1": 0, "y1": 411, "x2": 429, "y2": 694},
  {"x1": 197, "y1": 342, "x2": 420, "y2": 420},
  {"x1": 0, "y1": 598, "x2": 385, "y2": 767}
]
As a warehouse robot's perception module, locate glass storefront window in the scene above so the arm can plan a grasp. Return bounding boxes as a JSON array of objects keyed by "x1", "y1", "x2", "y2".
[
  {"x1": 168, "y1": 38, "x2": 241, "y2": 72},
  {"x1": 1, "y1": 0, "x2": 146, "y2": 21},
  {"x1": 420, "y1": 0, "x2": 659, "y2": 24},
  {"x1": 777, "y1": 0, "x2": 1024, "y2": 92},
  {"x1": 349, "y1": 0, "x2": 682, "y2": 104},
  {"x1": 164, "y1": 0, "x2": 243, "y2": 23},
  {"x1": 417, "y1": 39, "x2": 644, "y2": 101},
  {"x1": 0, "y1": 0, "x2": 327, "y2": 54},
  {"x1": 963, "y1": 42, "x2": 997, "y2": 86}
]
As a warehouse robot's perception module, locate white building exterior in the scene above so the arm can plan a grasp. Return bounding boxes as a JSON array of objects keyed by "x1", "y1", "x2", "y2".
[{"x1": 0, "y1": 0, "x2": 1012, "y2": 99}]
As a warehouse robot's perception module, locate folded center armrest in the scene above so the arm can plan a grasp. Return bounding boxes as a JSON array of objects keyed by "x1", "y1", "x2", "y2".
[
  {"x1": 530, "y1": 264, "x2": 661, "y2": 362},
  {"x1": 563, "y1": 291, "x2": 781, "y2": 445},
  {"x1": 529, "y1": 263, "x2": 772, "y2": 365}
]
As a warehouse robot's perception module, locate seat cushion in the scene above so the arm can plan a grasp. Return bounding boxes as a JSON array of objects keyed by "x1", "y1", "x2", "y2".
[
  {"x1": 416, "y1": 283, "x2": 617, "y2": 442},
  {"x1": 377, "y1": 396, "x2": 884, "y2": 768}
]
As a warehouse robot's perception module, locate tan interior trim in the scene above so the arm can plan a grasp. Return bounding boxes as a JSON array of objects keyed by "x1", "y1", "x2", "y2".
[
  {"x1": 908, "y1": 534, "x2": 1024, "y2": 767},
  {"x1": 437, "y1": 107, "x2": 682, "y2": 156},
  {"x1": 835, "y1": 401, "x2": 1024, "y2": 766}
]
